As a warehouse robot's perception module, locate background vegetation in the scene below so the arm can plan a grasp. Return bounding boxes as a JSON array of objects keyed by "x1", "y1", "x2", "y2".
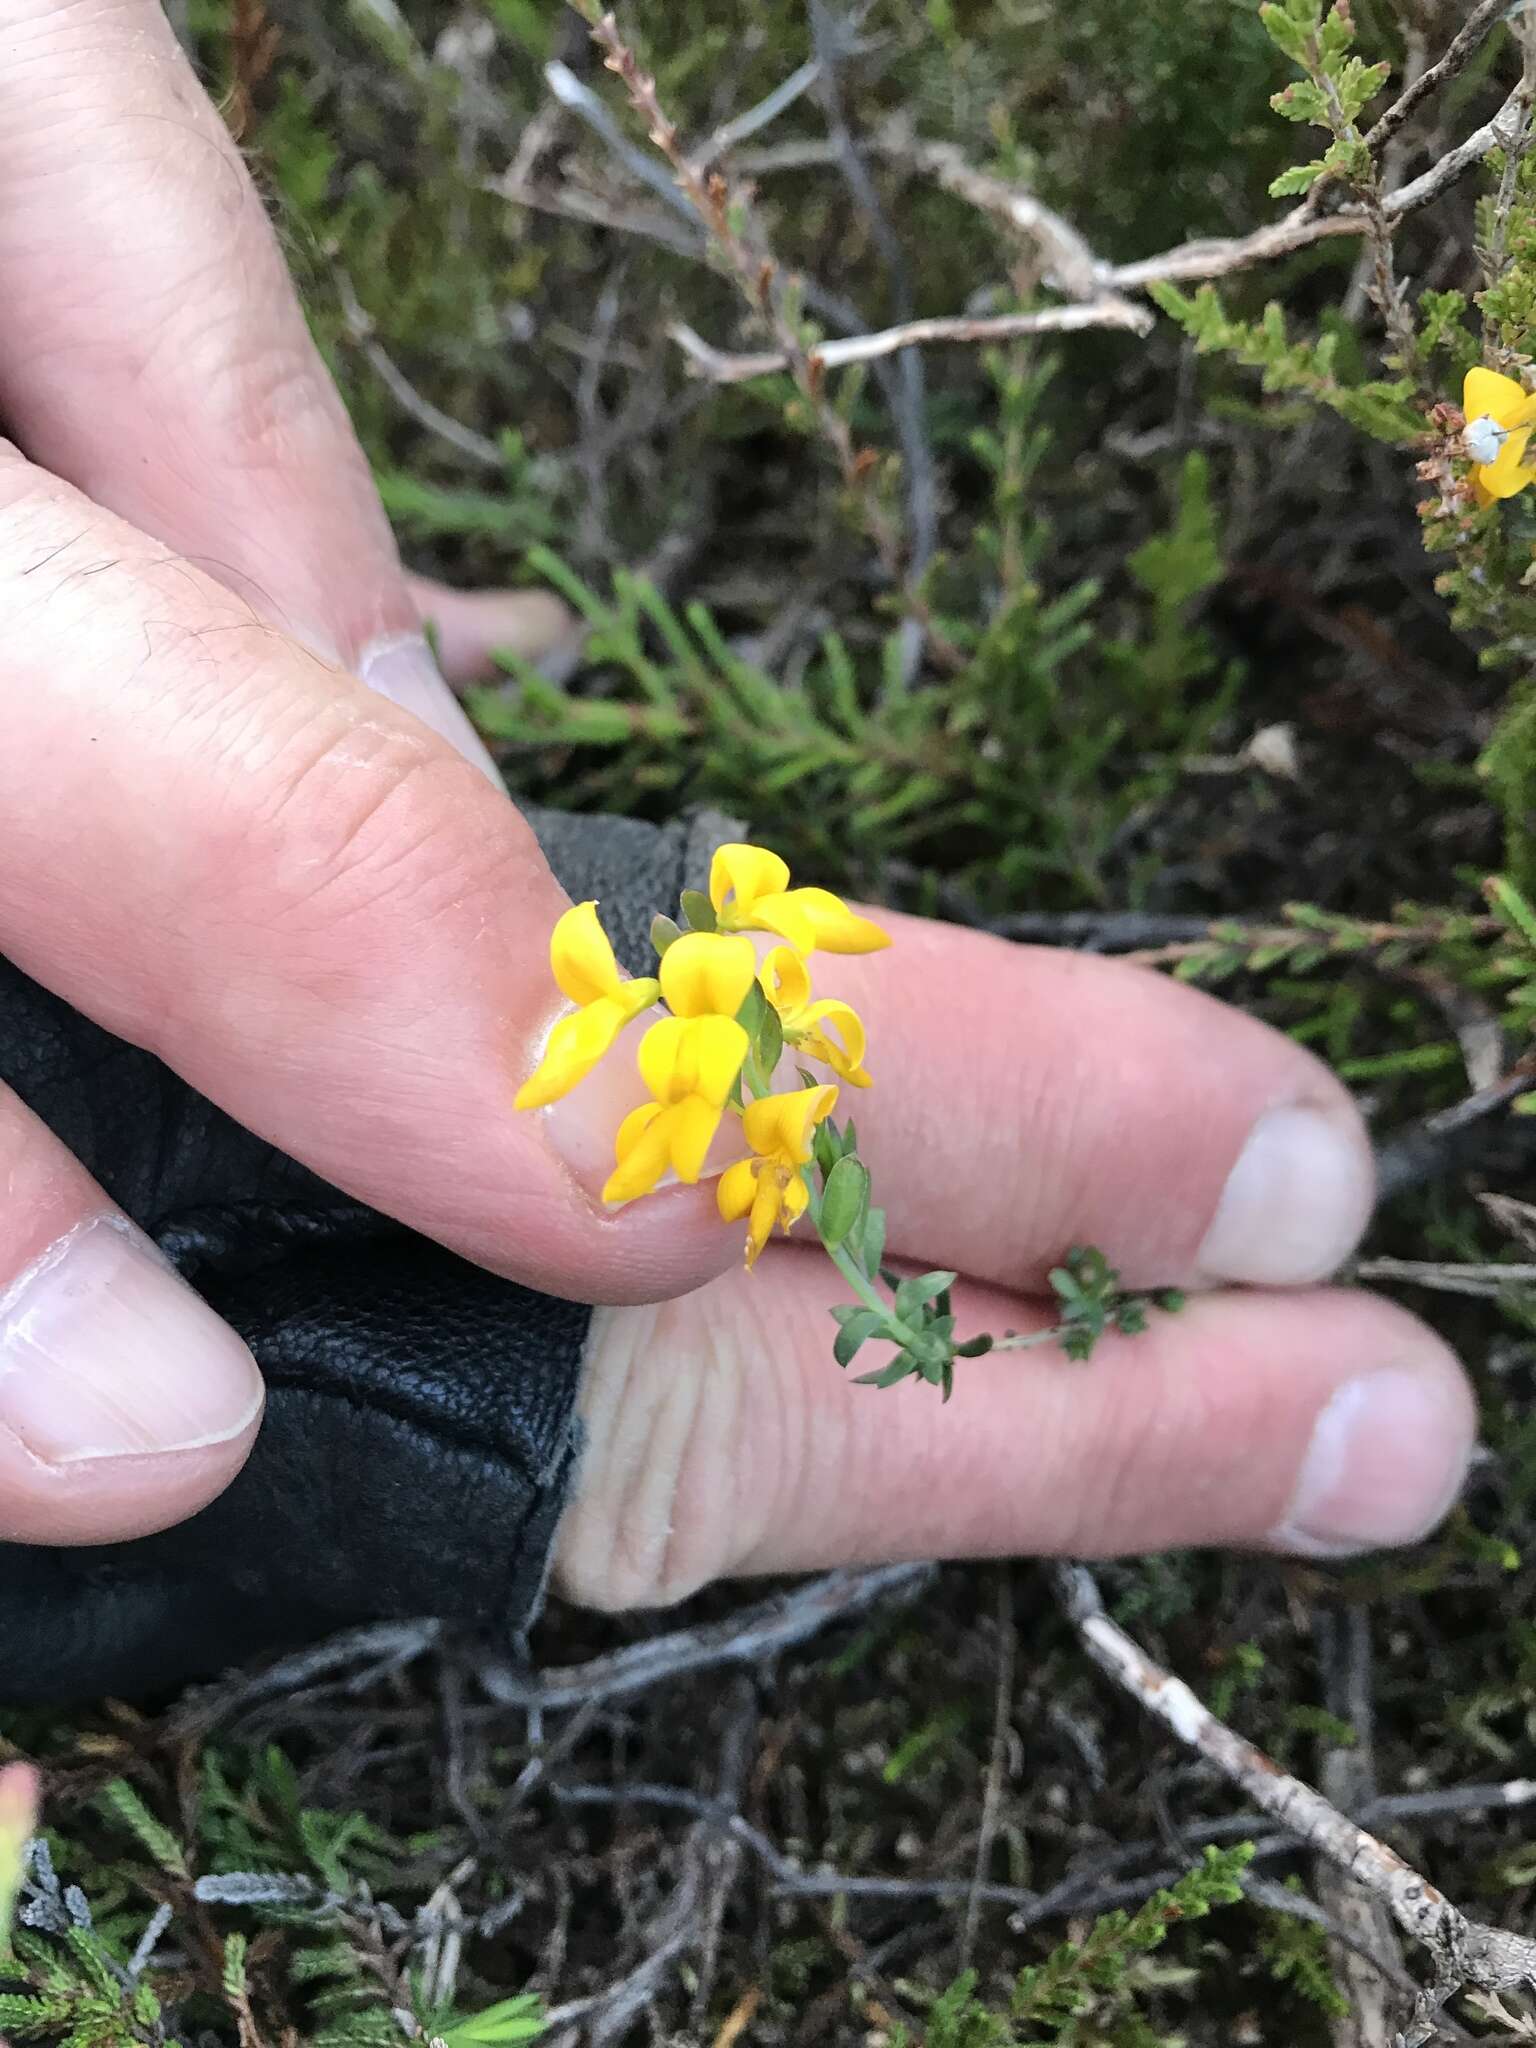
[{"x1": 3, "y1": 0, "x2": 1536, "y2": 2041}]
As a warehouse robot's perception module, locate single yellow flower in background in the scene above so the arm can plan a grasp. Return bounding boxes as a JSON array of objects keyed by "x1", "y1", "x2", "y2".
[
  {"x1": 760, "y1": 947, "x2": 872, "y2": 1087},
  {"x1": 1463, "y1": 366, "x2": 1536, "y2": 505},
  {"x1": 710, "y1": 842, "x2": 892, "y2": 956},
  {"x1": 603, "y1": 1013, "x2": 751, "y2": 1202},
  {"x1": 514, "y1": 901, "x2": 660, "y2": 1110},
  {"x1": 718, "y1": 1082, "x2": 839, "y2": 1266},
  {"x1": 658, "y1": 930, "x2": 758, "y2": 1017}
]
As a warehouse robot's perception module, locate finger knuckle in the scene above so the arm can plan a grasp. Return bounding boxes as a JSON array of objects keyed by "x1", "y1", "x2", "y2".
[{"x1": 217, "y1": 700, "x2": 497, "y2": 941}]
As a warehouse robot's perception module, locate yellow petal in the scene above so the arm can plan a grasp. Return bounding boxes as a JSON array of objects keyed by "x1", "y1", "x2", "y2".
[
  {"x1": 638, "y1": 1014, "x2": 750, "y2": 1108},
  {"x1": 742, "y1": 1082, "x2": 839, "y2": 1163},
  {"x1": 745, "y1": 1170, "x2": 784, "y2": 1268},
  {"x1": 783, "y1": 887, "x2": 892, "y2": 955},
  {"x1": 668, "y1": 1094, "x2": 724, "y2": 1183},
  {"x1": 616, "y1": 976, "x2": 661, "y2": 1022},
  {"x1": 602, "y1": 1104, "x2": 676, "y2": 1204},
  {"x1": 1466, "y1": 366, "x2": 1536, "y2": 430},
  {"x1": 660, "y1": 931, "x2": 758, "y2": 1019},
  {"x1": 739, "y1": 892, "x2": 819, "y2": 954},
  {"x1": 717, "y1": 1157, "x2": 760, "y2": 1222},
  {"x1": 550, "y1": 901, "x2": 623, "y2": 1007},
  {"x1": 760, "y1": 945, "x2": 811, "y2": 1023},
  {"x1": 1479, "y1": 424, "x2": 1536, "y2": 499},
  {"x1": 614, "y1": 1100, "x2": 664, "y2": 1160},
  {"x1": 800, "y1": 999, "x2": 869, "y2": 1085},
  {"x1": 710, "y1": 842, "x2": 791, "y2": 916},
  {"x1": 514, "y1": 995, "x2": 632, "y2": 1110},
  {"x1": 781, "y1": 1171, "x2": 809, "y2": 1226}
]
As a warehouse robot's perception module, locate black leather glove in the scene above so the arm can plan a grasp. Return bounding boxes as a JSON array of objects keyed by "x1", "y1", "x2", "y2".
[{"x1": 0, "y1": 808, "x2": 727, "y2": 1703}]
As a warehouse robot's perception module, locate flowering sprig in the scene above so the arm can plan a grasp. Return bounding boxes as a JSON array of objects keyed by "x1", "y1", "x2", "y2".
[{"x1": 516, "y1": 841, "x2": 1179, "y2": 1391}]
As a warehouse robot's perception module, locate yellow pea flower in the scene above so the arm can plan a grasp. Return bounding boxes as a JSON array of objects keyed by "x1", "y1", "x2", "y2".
[
  {"x1": 603, "y1": 1013, "x2": 751, "y2": 1203},
  {"x1": 1463, "y1": 367, "x2": 1536, "y2": 505},
  {"x1": 760, "y1": 947, "x2": 871, "y2": 1087},
  {"x1": 718, "y1": 1083, "x2": 839, "y2": 1266},
  {"x1": 514, "y1": 901, "x2": 660, "y2": 1111},
  {"x1": 710, "y1": 842, "x2": 891, "y2": 956},
  {"x1": 658, "y1": 930, "x2": 758, "y2": 1018}
]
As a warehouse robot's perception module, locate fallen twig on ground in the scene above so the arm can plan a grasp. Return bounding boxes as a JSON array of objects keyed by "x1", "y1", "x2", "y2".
[
  {"x1": 1055, "y1": 1563, "x2": 1536, "y2": 2046},
  {"x1": 479, "y1": 1562, "x2": 936, "y2": 1712}
]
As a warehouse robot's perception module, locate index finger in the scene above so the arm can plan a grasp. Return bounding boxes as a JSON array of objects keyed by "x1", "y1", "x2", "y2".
[{"x1": 0, "y1": 451, "x2": 736, "y2": 1306}]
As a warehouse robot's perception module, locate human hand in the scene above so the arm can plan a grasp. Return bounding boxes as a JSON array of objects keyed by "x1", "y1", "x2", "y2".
[
  {"x1": 0, "y1": 3, "x2": 1471, "y2": 1587},
  {"x1": 0, "y1": 0, "x2": 762, "y2": 1546},
  {"x1": 0, "y1": 812, "x2": 1473, "y2": 1702}
]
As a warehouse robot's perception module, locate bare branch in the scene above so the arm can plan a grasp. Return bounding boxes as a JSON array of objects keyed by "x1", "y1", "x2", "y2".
[
  {"x1": 670, "y1": 299, "x2": 1151, "y2": 381},
  {"x1": 481, "y1": 1562, "x2": 935, "y2": 1711},
  {"x1": 690, "y1": 59, "x2": 823, "y2": 172},
  {"x1": 336, "y1": 274, "x2": 503, "y2": 470},
  {"x1": 1056, "y1": 1563, "x2": 1536, "y2": 2042},
  {"x1": 908, "y1": 137, "x2": 1124, "y2": 305},
  {"x1": 1363, "y1": 0, "x2": 1511, "y2": 161}
]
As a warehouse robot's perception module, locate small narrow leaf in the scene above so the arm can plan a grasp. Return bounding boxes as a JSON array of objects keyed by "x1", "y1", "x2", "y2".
[
  {"x1": 833, "y1": 1308, "x2": 884, "y2": 1366},
  {"x1": 820, "y1": 1156, "x2": 870, "y2": 1249},
  {"x1": 862, "y1": 1205, "x2": 887, "y2": 1276},
  {"x1": 856, "y1": 1351, "x2": 919, "y2": 1388},
  {"x1": 650, "y1": 914, "x2": 682, "y2": 956},
  {"x1": 757, "y1": 1000, "x2": 784, "y2": 1076},
  {"x1": 894, "y1": 1270, "x2": 958, "y2": 1320},
  {"x1": 679, "y1": 889, "x2": 717, "y2": 932}
]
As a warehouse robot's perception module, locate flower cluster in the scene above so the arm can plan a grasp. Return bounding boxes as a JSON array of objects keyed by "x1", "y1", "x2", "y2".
[
  {"x1": 516, "y1": 840, "x2": 1178, "y2": 1390},
  {"x1": 515, "y1": 842, "x2": 888, "y2": 1263}
]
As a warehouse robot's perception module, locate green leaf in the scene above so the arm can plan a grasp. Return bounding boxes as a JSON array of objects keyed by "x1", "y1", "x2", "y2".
[
  {"x1": 94, "y1": 1778, "x2": 188, "y2": 1879},
  {"x1": 894, "y1": 1270, "x2": 959, "y2": 1320},
  {"x1": 650, "y1": 914, "x2": 681, "y2": 957},
  {"x1": 954, "y1": 1334, "x2": 995, "y2": 1358},
  {"x1": 1269, "y1": 159, "x2": 1327, "y2": 198},
  {"x1": 757, "y1": 999, "x2": 784, "y2": 1077},
  {"x1": 862, "y1": 1205, "x2": 887, "y2": 1276},
  {"x1": 813, "y1": 1118, "x2": 842, "y2": 1178},
  {"x1": 833, "y1": 1308, "x2": 885, "y2": 1367},
  {"x1": 679, "y1": 889, "x2": 717, "y2": 932},
  {"x1": 855, "y1": 1351, "x2": 919, "y2": 1388},
  {"x1": 439, "y1": 1993, "x2": 547, "y2": 2045},
  {"x1": 223, "y1": 1933, "x2": 249, "y2": 2002},
  {"x1": 735, "y1": 980, "x2": 768, "y2": 1038},
  {"x1": 819, "y1": 1156, "x2": 870, "y2": 1249}
]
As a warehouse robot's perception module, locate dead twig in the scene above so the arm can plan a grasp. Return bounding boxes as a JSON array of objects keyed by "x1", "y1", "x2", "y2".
[
  {"x1": 1314, "y1": 1605, "x2": 1405, "y2": 2048},
  {"x1": 480, "y1": 1563, "x2": 935, "y2": 1712},
  {"x1": 1055, "y1": 1563, "x2": 1536, "y2": 2045},
  {"x1": 961, "y1": 1569, "x2": 1016, "y2": 1971},
  {"x1": 670, "y1": 299, "x2": 1151, "y2": 380},
  {"x1": 335, "y1": 274, "x2": 503, "y2": 469},
  {"x1": 690, "y1": 60, "x2": 823, "y2": 174},
  {"x1": 1362, "y1": 0, "x2": 1510, "y2": 162}
]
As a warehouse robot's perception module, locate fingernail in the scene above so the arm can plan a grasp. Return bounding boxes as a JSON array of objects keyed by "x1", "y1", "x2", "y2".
[
  {"x1": 0, "y1": 1217, "x2": 263, "y2": 1466},
  {"x1": 1271, "y1": 1366, "x2": 1474, "y2": 1557},
  {"x1": 358, "y1": 633, "x2": 502, "y2": 781},
  {"x1": 539, "y1": 1029, "x2": 653, "y2": 1193},
  {"x1": 1197, "y1": 1102, "x2": 1374, "y2": 1287}
]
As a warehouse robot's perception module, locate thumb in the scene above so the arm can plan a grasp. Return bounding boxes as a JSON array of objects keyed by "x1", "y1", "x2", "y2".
[{"x1": 0, "y1": 451, "x2": 734, "y2": 1306}]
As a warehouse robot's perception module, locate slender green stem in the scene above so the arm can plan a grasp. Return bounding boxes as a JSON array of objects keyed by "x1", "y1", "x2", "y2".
[
  {"x1": 803, "y1": 1170, "x2": 929, "y2": 1350},
  {"x1": 989, "y1": 1326, "x2": 1075, "y2": 1353}
]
